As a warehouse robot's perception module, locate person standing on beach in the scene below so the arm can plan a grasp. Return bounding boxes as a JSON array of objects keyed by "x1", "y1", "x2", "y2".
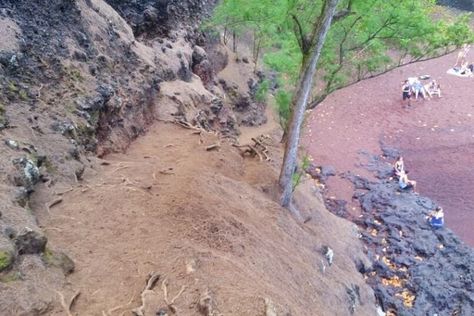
[{"x1": 402, "y1": 80, "x2": 411, "y2": 106}]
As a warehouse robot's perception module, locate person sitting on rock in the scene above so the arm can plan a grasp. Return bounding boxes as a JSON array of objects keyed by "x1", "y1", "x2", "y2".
[
  {"x1": 393, "y1": 156, "x2": 405, "y2": 178},
  {"x1": 426, "y1": 80, "x2": 441, "y2": 98},
  {"x1": 399, "y1": 171, "x2": 416, "y2": 191},
  {"x1": 428, "y1": 207, "x2": 444, "y2": 229}
]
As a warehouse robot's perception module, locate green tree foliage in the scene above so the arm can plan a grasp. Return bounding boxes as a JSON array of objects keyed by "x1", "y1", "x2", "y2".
[{"x1": 209, "y1": 0, "x2": 473, "y2": 108}]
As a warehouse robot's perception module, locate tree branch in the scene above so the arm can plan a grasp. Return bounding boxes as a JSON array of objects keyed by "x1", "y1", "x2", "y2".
[
  {"x1": 333, "y1": 0, "x2": 355, "y2": 22},
  {"x1": 307, "y1": 47, "x2": 457, "y2": 109},
  {"x1": 292, "y1": 14, "x2": 308, "y2": 54}
]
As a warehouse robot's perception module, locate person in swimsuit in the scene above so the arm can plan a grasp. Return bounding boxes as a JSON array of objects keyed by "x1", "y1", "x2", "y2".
[
  {"x1": 402, "y1": 81, "x2": 411, "y2": 105},
  {"x1": 393, "y1": 156, "x2": 405, "y2": 178},
  {"x1": 428, "y1": 207, "x2": 444, "y2": 229}
]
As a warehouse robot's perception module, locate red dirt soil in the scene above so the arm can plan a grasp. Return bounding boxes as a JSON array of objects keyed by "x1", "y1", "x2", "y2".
[
  {"x1": 32, "y1": 122, "x2": 376, "y2": 315},
  {"x1": 303, "y1": 52, "x2": 474, "y2": 246}
]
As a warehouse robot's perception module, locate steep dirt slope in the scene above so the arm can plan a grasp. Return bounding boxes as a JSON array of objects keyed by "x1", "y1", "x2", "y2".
[
  {"x1": 30, "y1": 122, "x2": 377, "y2": 315},
  {"x1": 0, "y1": 1, "x2": 265, "y2": 312}
]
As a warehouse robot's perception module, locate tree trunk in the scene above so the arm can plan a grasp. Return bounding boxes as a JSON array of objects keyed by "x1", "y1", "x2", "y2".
[
  {"x1": 279, "y1": 0, "x2": 340, "y2": 207},
  {"x1": 223, "y1": 26, "x2": 228, "y2": 45},
  {"x1": 232, "y1": 31, "x2": 237, "y2": 53},
  {"x1": 254, "y1": 38, "x2": 261, "y2": 73}
]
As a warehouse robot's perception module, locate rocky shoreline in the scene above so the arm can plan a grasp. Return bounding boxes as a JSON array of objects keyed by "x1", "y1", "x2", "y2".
[{"x1": 317, "y1": 149, "x2": 474, "y2": 315}]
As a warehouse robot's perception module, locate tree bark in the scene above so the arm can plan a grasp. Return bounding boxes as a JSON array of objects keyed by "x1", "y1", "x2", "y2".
[{"x1": 279, "y1": 0, "x2": 340, "y2": 207}]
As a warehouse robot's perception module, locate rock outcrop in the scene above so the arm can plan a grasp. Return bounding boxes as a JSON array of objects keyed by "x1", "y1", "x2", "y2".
[{"x1": 325, "y1": 152, "x2": 474, "y2": 315}]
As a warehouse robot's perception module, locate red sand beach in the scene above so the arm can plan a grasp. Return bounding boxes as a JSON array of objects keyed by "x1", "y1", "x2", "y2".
[{"x1": 303, "y1": 52, "x2": 474, "y2": 246}]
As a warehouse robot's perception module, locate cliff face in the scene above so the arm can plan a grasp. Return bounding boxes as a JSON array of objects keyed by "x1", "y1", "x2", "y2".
[{"x1": 0, "y1": 0, "x2": 223, "y2": 312}]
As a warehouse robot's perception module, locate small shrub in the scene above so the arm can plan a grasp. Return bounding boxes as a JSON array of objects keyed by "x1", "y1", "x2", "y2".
[
  {"x1": 292, "y1": 155, "x2": 311, "y2": 191},
  {"x1": 275, "y1": 89, "x2": 292, "y2": 129},
  {"x1": 0, "y1": 250, "x2": 14, "y2": 272},
  {"x1": 254, "y1": 79, "x2": 270, "y2": 103}
]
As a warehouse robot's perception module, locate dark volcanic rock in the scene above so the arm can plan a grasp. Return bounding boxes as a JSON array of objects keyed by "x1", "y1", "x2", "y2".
[
  {"x1": 14, "y1": 228, "x2": 47, "y2": 255},
  {"x1": 192, "y1": 45, "x2": 207, "y2": 65},
  {"x1": 345, "y1": 152, "x2": 474, "y2": 315},
  {"x1": 306, "y1": 164, "x2": 336, "y2": 183}
]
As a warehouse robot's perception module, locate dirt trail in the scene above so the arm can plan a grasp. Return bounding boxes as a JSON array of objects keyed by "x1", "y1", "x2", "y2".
[
  {"x1": 33, "y1": 121, "x2": 376, "y2": 315},
  {"x1": 303, "y1": 52, "x2": 474, "y2": 246}
]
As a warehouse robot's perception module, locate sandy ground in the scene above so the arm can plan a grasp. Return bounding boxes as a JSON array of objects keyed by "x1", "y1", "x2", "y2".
[{"x1": 303, "y1": 52, "x2": 474, "y2": 246}]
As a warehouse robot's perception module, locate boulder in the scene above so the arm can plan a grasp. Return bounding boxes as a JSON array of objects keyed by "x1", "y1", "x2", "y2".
[
  {"x1": 192, "y1": 45, "x2": 207, "y2": 65},
  {"x1": 14, "y1": 228, "x2": 47, "y2": 255}
]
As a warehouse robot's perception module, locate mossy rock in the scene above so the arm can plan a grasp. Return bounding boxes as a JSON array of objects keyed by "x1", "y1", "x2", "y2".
[
  {"x1": 42, "y1": 248, "x2": 75, "y2": 275},
  {"x1": 0, "y1": 250, "x2": 14, "y2": 272},
  {"x1": 0, "y1": 271, "x2": 22, "y2": 283}
]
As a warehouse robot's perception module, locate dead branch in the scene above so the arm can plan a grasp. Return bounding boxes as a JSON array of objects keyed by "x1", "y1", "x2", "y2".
[
  {"x1": 49, "y1": 198, "x2": 63, "y2": 209},
  {"x1": 132, "y1": 272, "x2": 161, "y2": 316},
  {"x1": 37, "y1": 84, "x2": 44, "y2": 98},
  {"x1": 55, "y1": 187, "x2": 74, "y2": 195},
  {"x1": 251, "y1": 137, "x2": 271, "y2": 161},
  {"x1": 56, "y1": 290, "x2": 80, "y2": 316},
  {"x1": 159, "y1": 168, "x2": 174, "y2": 175},
  {"x1": 248, "y1": 145, "x2": 263, "y2": 161},
  {"x1": 45, "y1": 198, "x2": 63, "y2": 214},
  {"x1": 206, "y1": 143, "x2": 220, "y2": 151},
  {"x1": 173, "y1": 119, "x2": 205, "y2": 132},
  {"x1": 113, "y1": 166, "x2": 129, "y2": 173}
]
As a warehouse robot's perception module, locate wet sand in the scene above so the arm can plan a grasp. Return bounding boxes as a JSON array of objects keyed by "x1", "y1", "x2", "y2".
[{"x1": 303, "y1": 52, "x2": 474, "y2": 246}]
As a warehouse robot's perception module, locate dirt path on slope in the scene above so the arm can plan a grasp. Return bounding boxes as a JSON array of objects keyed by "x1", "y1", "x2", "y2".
[
  {"x1": 31, "y1": 121, "x2": 376, "y2": 316},
  {"x1": 303, "y1": 52, "x2": 474, "y2": 246}
]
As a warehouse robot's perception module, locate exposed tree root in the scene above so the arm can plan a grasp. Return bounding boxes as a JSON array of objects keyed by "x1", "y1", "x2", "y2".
[
  {"x1": 161, "y1": 278, "x2": 186, "y2": 314},
  {"x1": 173, "y1": 119, "x2": 207, "y2": 133},
  {"x1": 132, "y1": 272, "x2": 161, "y2": 316},
  {"x1": 56, "y1": 290, "x2": 80, "y2": 316},
  {"x1": 45, "y1": 198, "x2": 63, "y2": 214},
  {"x1": 103, "y1": 293, "x2": 135, "y2": 316},
  {"x1": 198, "y1": 289, "x2": 213, "y2": 316}
]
